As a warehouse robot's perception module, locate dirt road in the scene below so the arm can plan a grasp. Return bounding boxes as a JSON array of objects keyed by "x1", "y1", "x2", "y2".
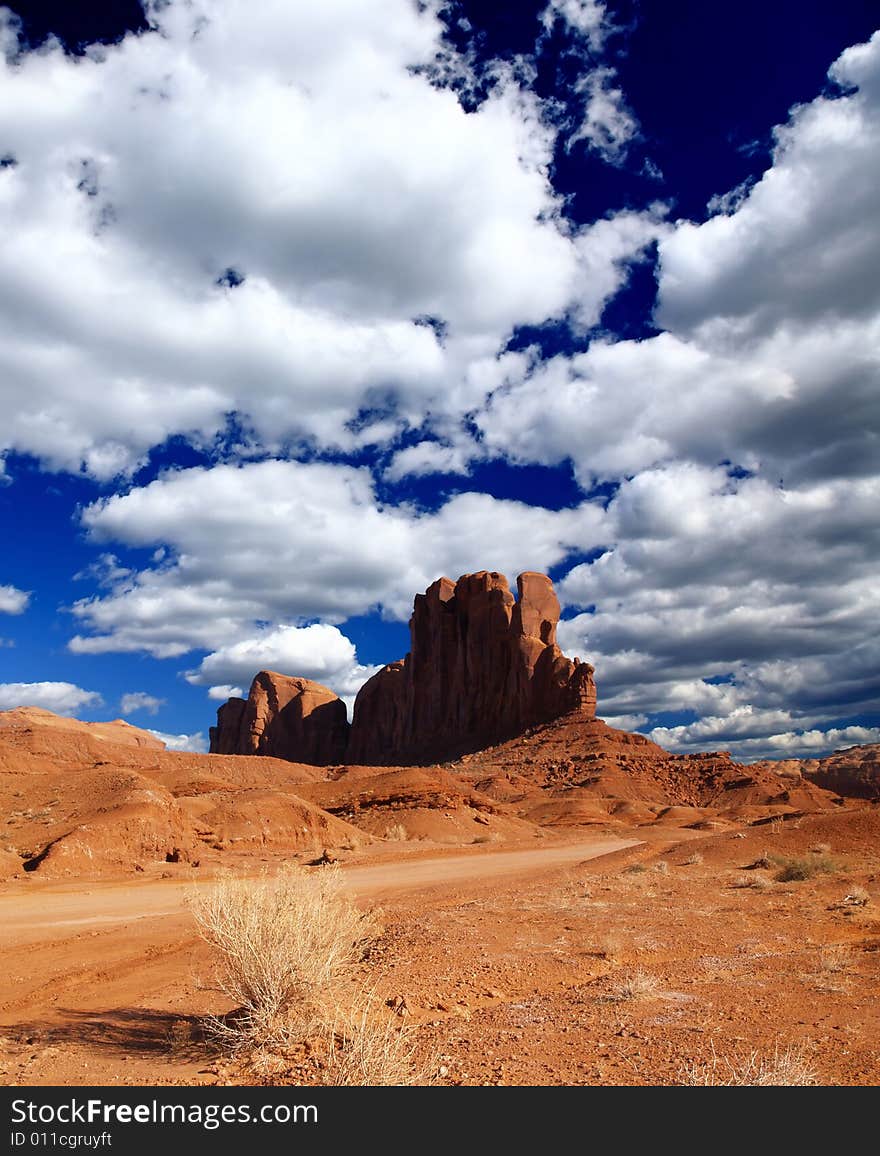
[
  {"x1": 0, "y1": 834, "x2": 639, "y2": 944},
  {"x1": 0, "y1": 834, "x2": 640, "y2": 1085}
]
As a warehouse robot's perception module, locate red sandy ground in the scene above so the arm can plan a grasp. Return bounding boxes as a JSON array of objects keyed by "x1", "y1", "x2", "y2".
[
  {"x1": 0, "y1": 708, "x2": 878, "y2": 1086},
  {"x1": 1, "y1": 810, "x2": 878, "y2": 1086}
]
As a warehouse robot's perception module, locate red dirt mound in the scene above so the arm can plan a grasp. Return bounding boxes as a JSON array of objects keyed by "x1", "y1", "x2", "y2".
[{"x1": 0, "y1": 708, "x2": 359, "y2": 878}]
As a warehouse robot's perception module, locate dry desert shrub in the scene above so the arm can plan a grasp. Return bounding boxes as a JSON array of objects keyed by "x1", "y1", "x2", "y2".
[
  {"x1": 731, "y1": 872, "x2": 771, "y2": 890},
  {"x1": 773, "y1": 855, "x2": 837, "y2": 882},
  {"x1": 680, "y1": 1042, "x2": 818, "y2": 1086},
  {"x1": 819, "y1": 944, "x2": 854, "y2": 973},
  {"x1": 383, "y1": 822, "x2": 408, "y2": 842},
  {"x1": 323, "y1": 1002, "x2": 430, "y2": 1086},
  {"x1": 192, "y1": 865, "x2": 379, "y2": 1052},
  {"x1": 605, "y1": 970, "x2": 659, "y2": 1002},
  {"x1": 683, "y1": 851, "x2": 704, "y2": 866},
  {"x1": 166, "y1": 1018, "x2": 196, "y2": 1058},
  {"x1": 654, "y1": 860, "x2": 670, "y2": 876},
  {"x1": 810, "y1": 843, "x2": 832, "y2": 855}
]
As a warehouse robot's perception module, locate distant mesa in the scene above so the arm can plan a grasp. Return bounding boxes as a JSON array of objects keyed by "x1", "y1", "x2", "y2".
[
  {"x1": 209, "y1": 570, "x2": 596, "y2": 766},
  {"x1": 750, "y1": 744, "x2": 880, "y2": 801}
]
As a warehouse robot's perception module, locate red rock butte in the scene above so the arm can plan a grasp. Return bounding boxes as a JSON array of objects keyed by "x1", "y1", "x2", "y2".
[
  {"x1": 210, "y1": 570, "x2": 597, "y2": 766},
  {"x1": 209, "y1": 670, "x2": 349, "y2": 765},
  {"x1": 348, "y1": 570, "x2": 596, "y2": 764}
]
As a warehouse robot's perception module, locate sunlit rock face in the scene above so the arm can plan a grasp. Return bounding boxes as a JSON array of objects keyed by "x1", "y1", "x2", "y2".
[{"x1": 346, "y1": 571, "x2": 596, "y2": 765}]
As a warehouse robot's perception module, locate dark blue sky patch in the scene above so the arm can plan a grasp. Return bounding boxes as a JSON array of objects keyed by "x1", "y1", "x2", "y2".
[
  {"x1": 723, "y1": 463, "x2": 756, "y2": 481},
  {"x1": 597, "y1": 240, "x2": 662, "y2": 340},
  {"x1": 826, "y1": 711, "x2": 880, "y2": 733},
  {"x1": 344, "y1": 400, "x2": 401, "y2": 438},
  {"x1": 373, "y1": 457, "x2": 587, "y2": 513},
  {"x1": 0, "y1": 456, "x2": 167, "y2": 723},
  {"x1": 559, "y1": 602, "x2": 596, "y2": 620},
  {"x1": 550, "y1": 546, "x2": 606, "y2": 585},
  {"x1": 215, "y1": 267, "x2": 245, "y2": 289},
  {"x1": 7, "y1": 0, "x2": 148, "y2": 53},
  {"x1": 506, "y1": 318, "x2": 586, "y2": 360},
  {"x1": 340, "y1": 613, "x2": 412, "y2": 666},
  {"x1": 642, "y1": 708, "x2": 700, "y2": 731},
  {"x1": 132, "y1": 434, "x2": 216, "y2": 487},
  {"x1": 704, "y1": 673, "x2": 735, "y2": 686},
  {"x1": 413, "y1": 314, "x2": 449, "y2": 345},
  {"x1": 0, "y1": 454, "x2": 104, "y2": 603},
  {"x1": 608, "y1": 0, "x2": 879, "y2": 221}
]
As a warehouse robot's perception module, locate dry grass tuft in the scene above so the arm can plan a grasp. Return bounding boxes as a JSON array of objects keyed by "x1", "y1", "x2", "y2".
[
  {"x1": 680, "y1": 1042, "x2": 818, "y2": 1086},
  {"x1": 731, "y1": 872, "x2": 771, "y2": 890},
  {"x1": 166, "y1": 1018, "x2": 196, "y2": 1058},
  {"x1": 596, "y1": 932, "x2": 623, "y2": 960},
  {"x1": 383, "y1": 822, "x2": 408, "y2": 842},
  {"x1": 819, "y1": 944, "x2": 854, "y2": 974},
  {"x1": 323, "y1": 1002, "x2": 430, "y2": 1086},
  {"x1": 191, "y1": 867, "x2": 434, "y2": 1085},
  {"x1": 191, "y1": 865, "x2": 379, "y2": 1053},
  {"x1": 683, "y1": 851, "x2": 704, "y2": 866},
  {"x1": 773, "y1": 855, "x2": 837, "y2": 883},
  {"x1": 605, "y1": 971, "x2": 659, "y2": 1002}
]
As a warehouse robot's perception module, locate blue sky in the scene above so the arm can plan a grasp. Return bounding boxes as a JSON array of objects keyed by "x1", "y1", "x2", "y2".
[{"x1": 1, "y1": 0, "x2": 878, "y2": 759}]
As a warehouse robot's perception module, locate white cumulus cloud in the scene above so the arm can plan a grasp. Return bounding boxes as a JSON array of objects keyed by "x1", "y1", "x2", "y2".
[
  {"x1": 0, "y1": 584, "x2": 29, "y2": 614},
  {"x1": 0, "y1": 0, "x2": 649, "y2": 478},
  {"x1": 207, "y1": 684, "x2": 243, "y2": 702},
  {"x1": 187, "y1": 623, "x2": 380, "y2": 702},
  {"x1": 147, "y1": 728, "x2": 209, "y2": 754},
  {"x1": 0, "y1": 680, "x2": 103, "y2": 715},
  {"x1": 69, "y1": 459, "x2": 605, "y2": 656},
  {"x1": 541, "y1": 0, "x2": 610, "y2": 51},
  {"x1": 119, "y1": 691, "x2": 164, "y2": 716},
  {"x1": 480, "y1": 33, "x2": 880, "y2": 489},
  {"x1": 648, "y1": 723, "x2": 880, "y2": 761},
  {"x1": 567, "y1": 67, "x2": 639, "y2": 161}
]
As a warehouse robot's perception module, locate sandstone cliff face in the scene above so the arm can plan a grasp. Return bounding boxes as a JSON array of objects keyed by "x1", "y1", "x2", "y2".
[
  {"x1": 746, "y1": 744, "x2": 880, "y2": 800},
  {"x1": 346, "y1": 571, "x2": 595, "y2": 765},
  {"x1": 799, "y1": 744, "x2": 880, "y2": 799},
  {"x1": 209, "y1": 670, "x2": 349, "y2": 766}
]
